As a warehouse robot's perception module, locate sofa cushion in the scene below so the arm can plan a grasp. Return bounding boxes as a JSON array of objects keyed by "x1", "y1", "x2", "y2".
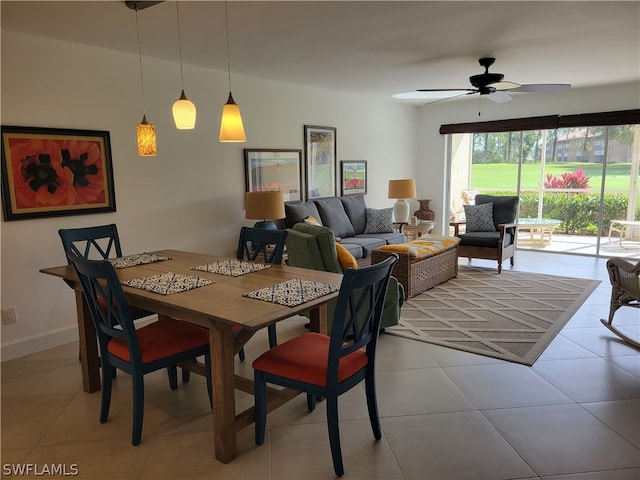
[
  {"x1": 364, "y1": 207, "x2": 393, "y2": 234},
  {"x1": 285, "y1": 201, "x2": 322, "y2": 229},
  {"x1": 475, "y1": 195, "x2": 519, "y2": 229},
  {"x1": 464, "y1": 203, "x2": 496, "y2": 232},
  {"x1": 340, "y1": 195, "x2": 367, "y2": 234},
  {"x1": 314, "y1": 197, "x2": 356, "y2": 238},
  {"x1": 341, "y1": 236, "x2": 386, "y2": 258}
]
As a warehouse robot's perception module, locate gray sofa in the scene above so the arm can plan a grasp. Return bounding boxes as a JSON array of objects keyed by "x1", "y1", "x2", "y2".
[{"x1": 284, "y1": 195, "x2": 405, "y2": 264}]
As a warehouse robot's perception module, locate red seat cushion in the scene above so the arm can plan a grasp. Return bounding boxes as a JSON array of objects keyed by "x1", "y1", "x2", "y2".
[
  {"x1": 252, "y1": 332, "x2": 367, "y2": 386},
  {"x1": 107, "y1": 318, "x2": 209, "y2": 364}
]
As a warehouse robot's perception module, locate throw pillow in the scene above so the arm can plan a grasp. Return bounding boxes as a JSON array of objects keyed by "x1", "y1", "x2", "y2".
[
  {"x1": 304, "y1": 215, "x2": 322, "y2": 226},
  {"x1": 335, "y1": 243, "x2": 358, "y2": 270},
  {"x1": 463, "y1": 203, "x2": 496, "y2": 232},
  {"x1": 364, "y1": 207, "x2": 393, "y2": 234}
]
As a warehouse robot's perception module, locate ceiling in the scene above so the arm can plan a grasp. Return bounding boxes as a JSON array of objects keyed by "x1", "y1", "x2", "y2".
[{"x1": 2, "y1": 1, "x2": 639, "y2": 105}]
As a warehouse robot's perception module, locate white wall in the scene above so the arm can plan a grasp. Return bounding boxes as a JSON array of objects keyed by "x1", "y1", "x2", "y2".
[
  {"x1": 0, "y1": 31, "x2": 418, "y2": 360},
  {"x1": 418, "y1": 81, "x2": 640, "y2": 232}
]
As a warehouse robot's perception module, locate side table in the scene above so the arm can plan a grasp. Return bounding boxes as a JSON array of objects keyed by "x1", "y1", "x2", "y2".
[{"x1": 403, "y1": 223, "x2": 435, "y2": 241}]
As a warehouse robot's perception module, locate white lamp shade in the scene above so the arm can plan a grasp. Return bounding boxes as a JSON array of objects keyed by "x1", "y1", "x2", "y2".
[
  {"x1": 245, "y1": 191, "x2": 285, "y2": 220},
  {"x1": 172, "y1": 90, "x2": 196, "y2": 129},
  {"x1": 219, "y1": 92, "x2": 246, "y2": 142},
  {"x1": 136, "y1": 115, "x2": 157, "y2": 156}
]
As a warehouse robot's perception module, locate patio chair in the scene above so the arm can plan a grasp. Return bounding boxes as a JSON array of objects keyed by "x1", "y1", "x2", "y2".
[
  {"x1": 453, "y1": 195, "x2": 519, "y2": 273},
  {"x1": 601, "y1": 257, "x2": 640, "y2": 348}
]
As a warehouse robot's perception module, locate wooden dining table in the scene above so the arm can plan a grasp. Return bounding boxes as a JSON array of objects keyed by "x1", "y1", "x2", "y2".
[{"x1": 40, "y1": 249, "x2": 342, "y2": 464}]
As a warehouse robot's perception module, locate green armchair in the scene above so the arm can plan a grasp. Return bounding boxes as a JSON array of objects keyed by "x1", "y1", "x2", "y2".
[{"x1": 285, "y1": 223, "x2": 404, "y2": 329}]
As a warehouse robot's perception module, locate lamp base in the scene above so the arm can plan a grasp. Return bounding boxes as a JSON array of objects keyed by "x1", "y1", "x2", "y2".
[
  {"x1": 252, "y1": 220, "x2": 277, "y2": 230},
  {"x1": 393, "y1": 199, "x2": 410, "y2": 223}
]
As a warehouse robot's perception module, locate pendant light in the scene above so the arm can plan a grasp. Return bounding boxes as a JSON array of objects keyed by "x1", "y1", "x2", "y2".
[
  {"x1": 134, "y1": 5, "x2": 157, "y2": 156},
  {"x1": 172, "y1": 0, "x2": 196, "y2": 129},
  {"x1": 219, "y1": 0, "x2": 246, "y2": 142}
]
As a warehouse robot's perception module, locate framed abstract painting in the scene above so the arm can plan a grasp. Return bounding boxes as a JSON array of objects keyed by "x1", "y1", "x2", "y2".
[
  {"x1": 340, "y1": 160, "x2": 367, "y2": 196},
  {"x1": 1, "y1": 125, "x2": 116, "y2": 221},
  {"x1": 244, "y1": 148, "x2": 303, "y2": 202},
  {"x1": 304, "y1": 125, "x2": 336, "y2": 199}
]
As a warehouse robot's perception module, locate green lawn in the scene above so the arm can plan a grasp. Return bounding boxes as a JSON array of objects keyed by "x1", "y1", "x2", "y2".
[{"x1": 471, "y1": 162, "x2": 635, "y2": 192}]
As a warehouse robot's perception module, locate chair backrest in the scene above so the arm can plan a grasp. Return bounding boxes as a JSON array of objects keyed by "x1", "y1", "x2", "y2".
[
  {"x1": 65, "y1": 252, "x2": 140, "y2": 362},
  {"x1": 327, "y1": 253, "x2": 398, "y2": 384},
  {"x1": 285, "y1": 223, "x2": 342, "y2": 273},
  {"x1": 236, "y1": 227, "x2": 288, "y2": 264},
  {"x1": 59, "y1": 224, "x2": 123, "y2": 262},
  {"x1": 475, "y1": 195, "x2": 519, "y2": 229}
]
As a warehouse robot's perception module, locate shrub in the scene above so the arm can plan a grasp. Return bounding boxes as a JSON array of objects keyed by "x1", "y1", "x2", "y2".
[{"x1": 543, "y1": 167, "x2": 590, "y2": 189}]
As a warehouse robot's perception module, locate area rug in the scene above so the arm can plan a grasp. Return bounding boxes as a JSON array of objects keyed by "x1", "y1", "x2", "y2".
[{"x1": 387, "y1": 267, "x2": 601, "y2": 365}]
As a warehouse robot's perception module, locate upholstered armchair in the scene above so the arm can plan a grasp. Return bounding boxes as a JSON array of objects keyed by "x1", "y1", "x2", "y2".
[
  {"x1": 452, "y1": 195, "x2": 519, "y2": 273},
  {"x1": 601, "y1": 257, "x2": 640, "y2": 348},
  {"x1": 285, "y1": 222, "x2": 404, "y2": 329}
]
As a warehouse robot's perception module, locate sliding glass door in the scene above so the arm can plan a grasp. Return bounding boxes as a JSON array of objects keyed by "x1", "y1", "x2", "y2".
[{"x1": 449, "y1": 122, "x2": 640, "y2": 258}]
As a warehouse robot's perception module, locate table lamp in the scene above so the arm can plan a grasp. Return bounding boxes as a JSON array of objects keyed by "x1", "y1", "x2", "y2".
[
  {"x1": 388, "y1": 179, "x2": 416, "y2": 223},
  {"x1": 245, "y1": 191, "x2": 285, "y2": 230}
]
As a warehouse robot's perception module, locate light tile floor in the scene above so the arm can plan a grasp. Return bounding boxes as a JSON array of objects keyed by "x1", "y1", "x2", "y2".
[{"x1": 2, "y1": 251, "x2": 639, "y2": 479}]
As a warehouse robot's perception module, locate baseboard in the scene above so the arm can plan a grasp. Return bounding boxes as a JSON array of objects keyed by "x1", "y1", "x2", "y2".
[{"x1": 1, "y1": 326, "x2": 78, "y2": 362}]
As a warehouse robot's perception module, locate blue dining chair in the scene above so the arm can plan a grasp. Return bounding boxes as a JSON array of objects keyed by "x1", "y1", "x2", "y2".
[
  {"x1": 252, "y1": 253, "x2": 398, "y2": 477},
  {"x1": 66, "y1": 252, "x2": 213, "y2": 446},
  {"x1": 235, "y1": 227, "x2": 289, "y2": 358},
  {"x1": 58, "y1": 224, "x2": 195, "y2": 384}
]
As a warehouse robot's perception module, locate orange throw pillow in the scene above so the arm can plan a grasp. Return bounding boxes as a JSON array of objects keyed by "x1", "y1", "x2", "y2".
[{"x1": 335, "y1": 243, "x2": 358, "y2": 270}]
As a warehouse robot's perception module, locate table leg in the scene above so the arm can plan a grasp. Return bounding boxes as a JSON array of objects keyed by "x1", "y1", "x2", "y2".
[
  {"x1": 209, "y1": 324, "x2": 237, "y2": 463},
  {"x1": 74, "y1": 290, "x2": 100, "y2": 393},
  {"x1": 309, "y1": 303, "x2": 328, "y2": 335}
]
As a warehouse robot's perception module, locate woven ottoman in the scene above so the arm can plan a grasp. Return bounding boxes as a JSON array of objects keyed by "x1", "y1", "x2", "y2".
[{"x1": 371, "y1": 237, "x2": 459, "y2": 298}]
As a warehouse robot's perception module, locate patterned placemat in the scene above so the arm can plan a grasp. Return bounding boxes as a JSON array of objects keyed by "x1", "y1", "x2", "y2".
[
  {"x1": 192, "y1": 259, "x2": 271, "y2": 276},
  {"x1": 109, "y1": 253, "x2": 172, "y2": 269},
  {"x1": 122, "y1": 272, "x2": 213, "y2": 295},
  {"x1": 243, "y1": 278, "x2": 339, "y2": 307}
]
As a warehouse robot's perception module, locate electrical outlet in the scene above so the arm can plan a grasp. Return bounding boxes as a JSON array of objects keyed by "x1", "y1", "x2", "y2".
[{"x1": 1, "y1": 307, "x2": 18, "y2": 326}]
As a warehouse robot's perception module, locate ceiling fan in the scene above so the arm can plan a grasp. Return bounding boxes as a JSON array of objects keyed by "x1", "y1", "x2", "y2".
[{"x1": 417, "y1": 57, "x2": 571, "y2": 104}]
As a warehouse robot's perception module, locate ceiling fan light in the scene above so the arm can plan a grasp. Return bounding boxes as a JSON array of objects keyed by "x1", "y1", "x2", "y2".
[
  {"x1": 136, "y1": 114, "x2": 157, "y2": 156},
  {"x1": 219, "y1": 92, "x2": 246, "y2": 142},
  {"x1": 172, "y1": 89, "x2": 196, "y2": 129}
]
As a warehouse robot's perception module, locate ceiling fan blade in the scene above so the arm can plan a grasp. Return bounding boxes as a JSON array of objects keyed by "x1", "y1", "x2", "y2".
[
  {"x1": 424, "y1": 92, "x2": 473, "y2": 106},
  {"x1": 487, "y1": 91, "x2": 512, "y2": 103},
  {"x1": 489, "y1": 81, "x2": 521, "y2": 91},
  {"x1": 509, "y1": 84, "x2": 571, "y2": 93},
  {"x1": 417, "y1": 88, "x2": 476, "y2": 92}
]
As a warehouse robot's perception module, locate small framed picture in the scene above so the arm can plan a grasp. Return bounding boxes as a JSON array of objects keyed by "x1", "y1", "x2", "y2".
[
  {"x1": 1, "y1": 125, "x2": 116, "y2": 221},
  {"x1": 304, "y1": 125, "x2": 336, "y2": 199},
  {"x1": 243, "y1": 149, "x2": 303, "y2": 202},
  {"x1": 340, "y1": 160, "x2": 367, "y2": 196}
]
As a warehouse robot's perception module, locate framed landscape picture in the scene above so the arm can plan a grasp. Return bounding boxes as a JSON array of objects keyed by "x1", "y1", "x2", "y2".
[
  {"x1": 304, "y1": 125, "x2": 336, "y2": 199},
  {"x1": 1, "y1": 125, "x2": 116, "y2": 221},
  {"x1": 244, "y1": 148, "x2": 303, "y2": 202},
  {"x1": 340, "y1": 160, "x2": 367, "y2": 196}
]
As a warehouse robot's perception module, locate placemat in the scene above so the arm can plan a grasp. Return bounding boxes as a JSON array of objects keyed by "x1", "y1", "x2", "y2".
[
  {"x1": 109, "y1": 253, "x2": 172, "y2": 269},
  {"x1": 192, "y1": 259, "x2": 271, "y2": 276},
  {"x1": 243, "y1": 278, "x2": 339, "y2": 307},
  {"x1": 122, "y1": 272, "x2": 213, "y2": 295}
]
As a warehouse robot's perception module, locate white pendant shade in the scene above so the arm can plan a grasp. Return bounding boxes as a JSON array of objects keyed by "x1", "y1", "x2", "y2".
[
  {"x1": 172, "y1": 90, "x2": 196, "y2": 129},
  {"x1": 219, "y1": 92, "x2": 246, "y2": 142},
  {"x1": 136, "y1": 114, "x2": 157, "y2": 156}
]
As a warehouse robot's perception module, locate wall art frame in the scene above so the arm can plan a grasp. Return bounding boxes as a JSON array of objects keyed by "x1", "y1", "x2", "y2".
[
  {"x1": 1, "y1": 125, "x2": 116, "y2": 221},
  {"x1": 304, "y1": 125, "x2": 336, "y2": 199},
  {"x1": 340, "y1": 160, "x2": 367, "y2": 196},
  {"x1": 243, "y1": 148, "x2": 303, "y2": 202}
]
